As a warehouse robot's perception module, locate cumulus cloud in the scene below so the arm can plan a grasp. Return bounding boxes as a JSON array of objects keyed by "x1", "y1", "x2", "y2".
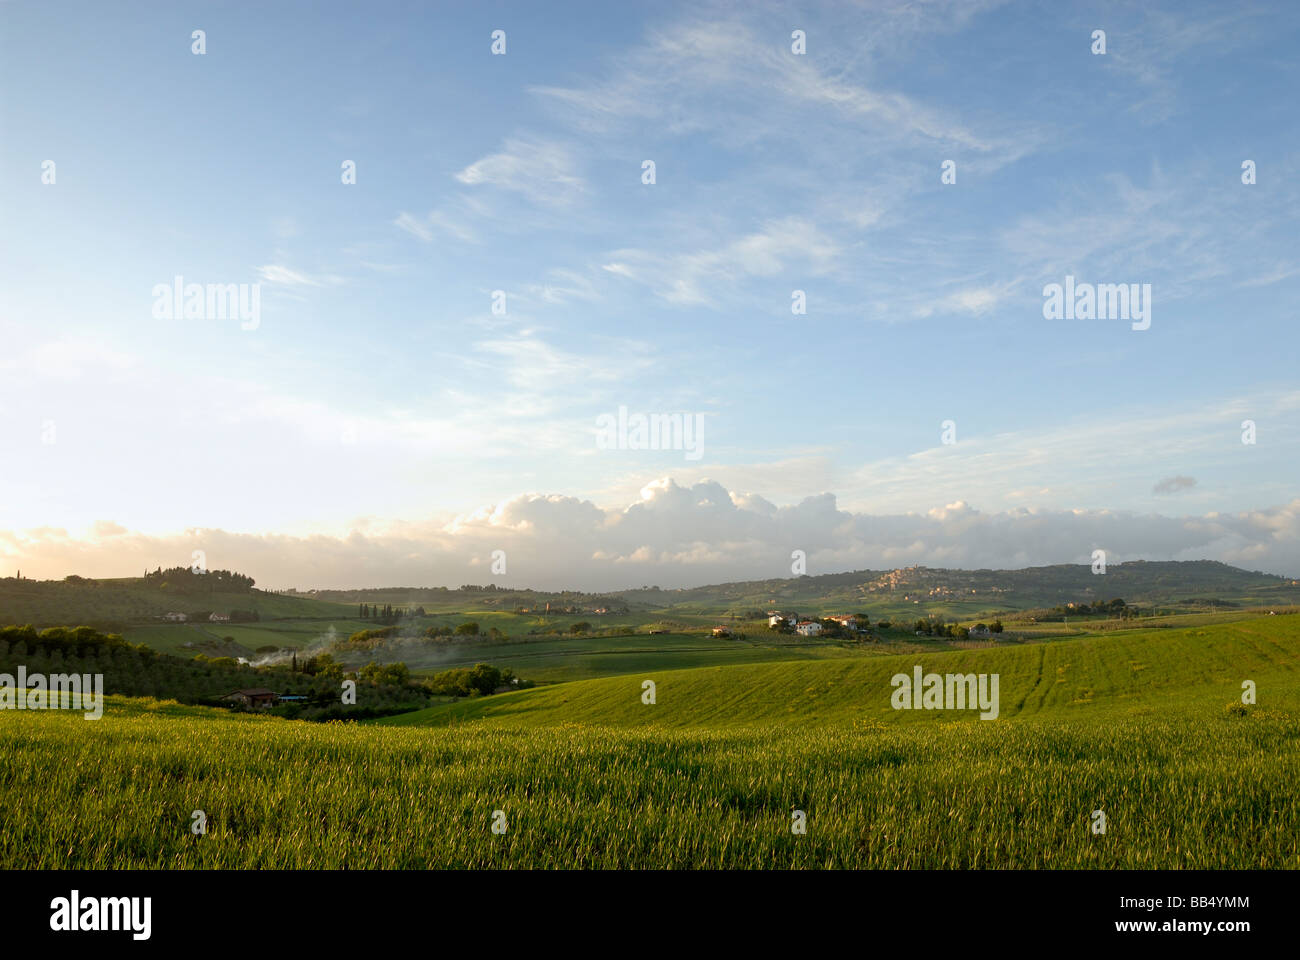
[{"x1": 2, "y1": 480, "x2": 1297, "y2": 591}]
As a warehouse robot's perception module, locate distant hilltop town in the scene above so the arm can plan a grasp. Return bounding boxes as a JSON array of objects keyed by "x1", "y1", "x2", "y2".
[{"x1": 865, "y1": 566, "x2": 1011, "y2": 599}]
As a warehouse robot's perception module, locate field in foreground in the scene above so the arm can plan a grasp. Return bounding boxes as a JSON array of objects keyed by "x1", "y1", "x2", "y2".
[{"x1": 2, "y1": 615, "x2": 1297, "y2": 869}]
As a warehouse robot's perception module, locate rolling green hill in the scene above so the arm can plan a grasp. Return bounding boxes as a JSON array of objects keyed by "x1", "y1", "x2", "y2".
[
  {"x1": 0, "y1": 575, "x2": 353, "y2": 627},
  {"x1": 620, "y1": 559, "x2": 1300, "y2": 619},
  {"x1": 2, "y1": 612, "x2": 1297, "y2": 869},
  {"x1": 282, "y1": 559, "x2": 1300, "y2": 625},
  {"x1": 375, "y1": 614, "x2": 1300, "y2": 728},
  {"x1": 343, "y1": 630, "x2": 884, "y2": 683}
]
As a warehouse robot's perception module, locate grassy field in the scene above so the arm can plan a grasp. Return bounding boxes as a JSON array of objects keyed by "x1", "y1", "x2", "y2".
[
  {"x1": 374, "y1": 615, "x2": 1300, "y2": 728},
  {"x1": 1, "y1": 697, "x2": 1294, "y2": 868},
  {"x1": 1, "y1": 613, "x2": 1297, "y2": 868},
  {"x1": 351, "y1": 630, "x2": 884, "y2": 683},
  {"x1": 120, "y1": 619, "x2": 371, "y2": 658}
]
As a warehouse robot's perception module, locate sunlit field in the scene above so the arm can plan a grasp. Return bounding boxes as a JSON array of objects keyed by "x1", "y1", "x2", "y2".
[{"x1": 3, "y1": 615, "x2": 1297, "y2": 869}]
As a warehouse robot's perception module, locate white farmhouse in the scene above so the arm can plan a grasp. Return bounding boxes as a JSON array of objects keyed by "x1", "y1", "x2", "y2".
[{"x1": 795, "y1": 620, "x2": 823, "y2": 637}]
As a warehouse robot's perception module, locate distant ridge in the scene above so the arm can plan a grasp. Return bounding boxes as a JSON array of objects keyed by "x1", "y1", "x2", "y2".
[
  {"x1": 614, "y1": 559, "x2": 1297, "y2": 606},
  {"x1": 4, "y1": 560, "x2": 1297, "y2": 627}
]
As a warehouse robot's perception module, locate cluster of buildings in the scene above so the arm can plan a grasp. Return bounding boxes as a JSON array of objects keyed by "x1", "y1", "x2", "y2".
[
  {"x1": 764, "y1": 612, "x2": 860, "y2": 636},
  {"x1": 223, "y1": 688, "x2": 307, "y2": 710},
  {"x1": 161, "y1": 612, "x2": 231, "y2": 623},
  {"x1": 515, "y1": 604, "x2": 613, "y2": 615}
]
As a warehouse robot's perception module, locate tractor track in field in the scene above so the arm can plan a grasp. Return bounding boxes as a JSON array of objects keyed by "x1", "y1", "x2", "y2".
[{"x1": 1013, "y1": 644, "x2": 1047, "y2": 715}]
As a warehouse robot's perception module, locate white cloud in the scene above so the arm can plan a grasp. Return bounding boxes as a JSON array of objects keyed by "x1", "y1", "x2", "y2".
[
  {"x1": 454, "y1": 138, "x2": 585, "y2": 206},
  {"x1": 393, "y1": 209, "x2": 478, "y2": 244},
  {"x1": 392, "y1": 211, "x2": 433, "y2": 242},
  {"x1": 531, "y1": 14, "x2": 1008, "y2": 153},
  {"x1": 914, "y1": 282, "x2": 1015, "y2": 318},
  {"x1": 603, "y1": 217, "x2": 839, "y2": 306},
  {"x1": 256, "y1": 265, "x2": 343, "y2": 288},
  {"x1": 524, "y1": 268, "x2": 602, "y2": 305},
  {"x1": 4, "y1": 478, "x2": 1297, "y2": 589}
]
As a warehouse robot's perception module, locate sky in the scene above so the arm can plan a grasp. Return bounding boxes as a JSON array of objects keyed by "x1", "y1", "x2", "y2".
[{"x1": 1, "y1": 0, "x2": 1298, "y2": 589}]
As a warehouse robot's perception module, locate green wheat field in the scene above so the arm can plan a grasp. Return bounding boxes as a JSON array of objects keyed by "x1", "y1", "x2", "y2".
[{"x1": 2, "y1": 615, "x2": 1298, "y2": 869}]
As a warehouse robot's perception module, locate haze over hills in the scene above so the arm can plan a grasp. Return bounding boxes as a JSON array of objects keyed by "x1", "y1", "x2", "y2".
[
  {"x1": 4, "y1": 559, "x2": 1296, "y2": 629},
  {"x1": 620, "y1": 559, "x2": 1300, "y2": 607},
  {"x1": 293, "y1": 558, "x2": 1300, "y2": 611}
]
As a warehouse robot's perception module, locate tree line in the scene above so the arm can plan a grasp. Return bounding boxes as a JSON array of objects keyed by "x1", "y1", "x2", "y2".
[{"x1": 142, "y1": 567, "x2": 255, "y2": 593}]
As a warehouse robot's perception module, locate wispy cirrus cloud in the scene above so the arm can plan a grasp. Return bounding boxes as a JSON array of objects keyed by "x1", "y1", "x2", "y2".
[
  {"x1": 393, "y1": 209, "x2": 478, "y2": 244},
  {"x1": 392, "y1": 211, "x2": 433, "y2": 242},
  {"x1": 256, "y1": 264, "x2": 344, "y2": 288},
  {"x1": 1100, "y1": 6, "x2": 1271, "y2": 123},
  {"x1": 602, "y1": 216, "x2": 839, "y2": 307},
  {"x1": 454, "y1": 137, "x2": 585, "y2": 207},
  {"x1": 531, "y1": 13, "x2": 1011, "y2": 153}
]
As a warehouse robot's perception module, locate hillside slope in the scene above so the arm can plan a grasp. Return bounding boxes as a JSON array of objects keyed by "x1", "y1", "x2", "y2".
[
  {"x1": 5, "y1": 617, "x2": 1299, "y2": 869},
  {"x1": 0, "y1": 576, "x2": 351, "y2": 626},
  {"x1": 376, "y1": 614, "x2": 1300, "y2": 728},
  {"x1": 617, "y1": 559, "x2": 1300, "y2": 616}
]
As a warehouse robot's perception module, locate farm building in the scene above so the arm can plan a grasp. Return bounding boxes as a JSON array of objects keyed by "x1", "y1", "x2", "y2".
[
  {"x1": 795, "y1": 621, "x2": 823, "y2": 637},
  {"x1": 163, "y1": 612, "x2": 187, "y2": 622},
  {"x1": 711, "y1": 625, "x2": 732, "y2": 637},
  {"x1": 767, "y1": 611, "x2": 797, "y2": 627},
  {"x1": 223, "y1": 688, "x2": 278, "y2": 709},
  {"x1": 209, "y1": 612, "x2": 231, "y2": 622},
  {"x1": 827, "y1": 615, "x2": 859, "y2": 630}
]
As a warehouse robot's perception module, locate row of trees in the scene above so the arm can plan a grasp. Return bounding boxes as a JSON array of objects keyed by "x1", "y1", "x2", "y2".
[
  {"x1": 1025, "y1": 598, "x2": 1134, "y2": 622},
  {"x1": 1049, "y1": 597, "x2": 1128, "y2": 616},
  {"x1": 341, "y1": 622, "x2": 510, "y2": 650},
  {"x1": 358, "y1": 660, "x2": 411, "y2": 686},
  {"x1": 1, "y1": 624, "x2": 440, "y2": 722},
  {"x1": 142, "y1": 567, "x2": 255, "y2": 592},
  {"x1": 423, "y1": 663, "x2": 524, "y2": 697},
  {"x1": 358, "y1": 603, "x2": 426, "y2": 620},
  {"x1": 426, "y1": 621, "x2": 507, "y2": 639},
  {"x1": 1, "y1": 624, "x2": 134, "y2": 657},
  {"x1": 913, "y1": 619, "x2": 1004, "y2": 638}
]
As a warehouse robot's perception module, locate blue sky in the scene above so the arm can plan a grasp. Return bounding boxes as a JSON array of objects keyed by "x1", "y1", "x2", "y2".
[{"x1": 1, "y1": 0, "x2": 1298, "y2": 587}]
